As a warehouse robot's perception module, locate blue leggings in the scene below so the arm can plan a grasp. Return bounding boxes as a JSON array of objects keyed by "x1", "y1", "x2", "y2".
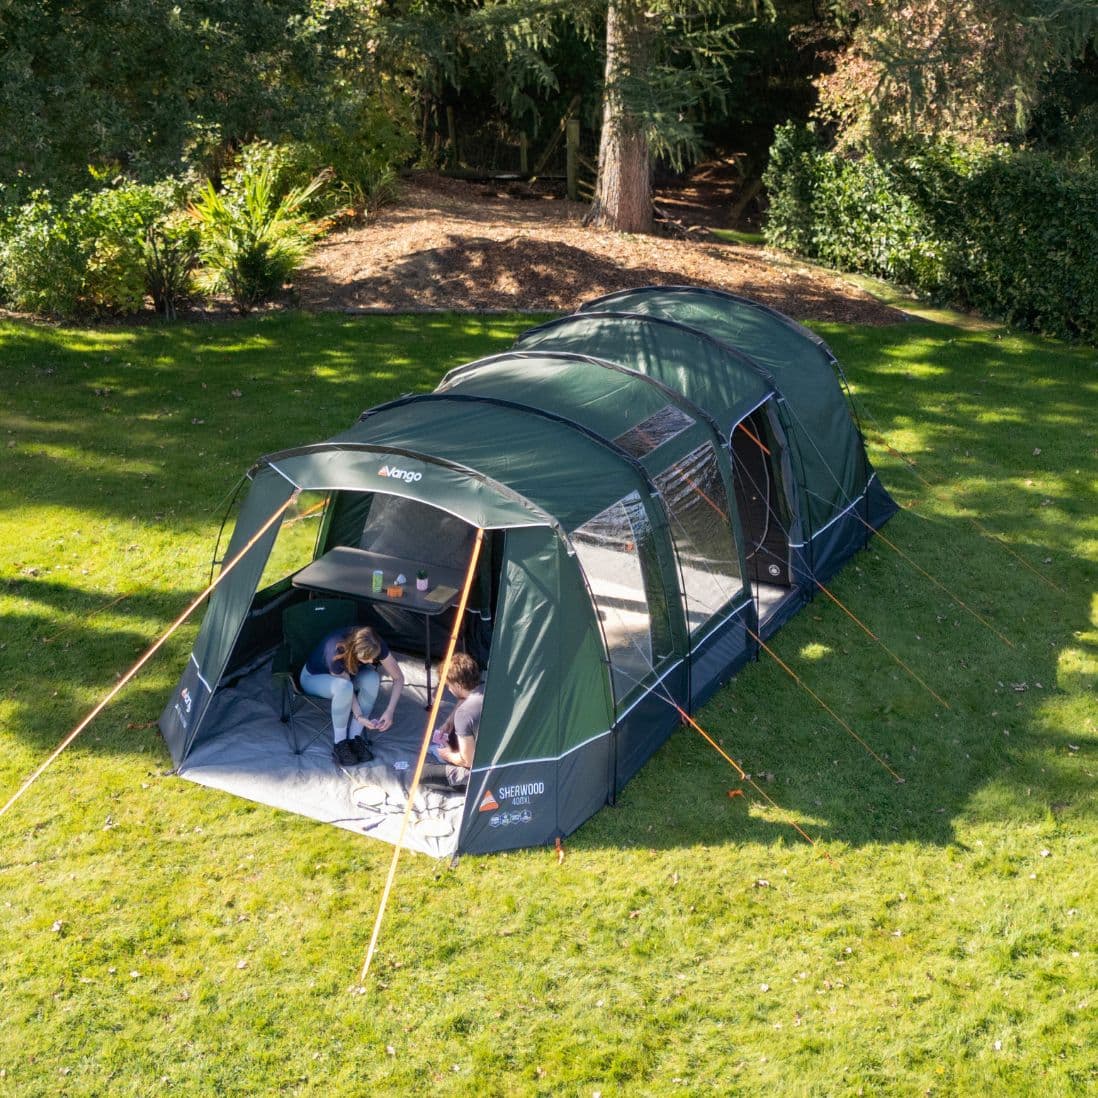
[{"x1": 299, "y1": 666, "x2": 380, "y2": 741}]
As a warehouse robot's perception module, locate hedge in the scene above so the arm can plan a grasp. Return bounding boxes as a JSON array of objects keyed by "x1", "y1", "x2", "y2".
[{"x1": 763, "y1": 124, "x2": 1098, "y2": 343}]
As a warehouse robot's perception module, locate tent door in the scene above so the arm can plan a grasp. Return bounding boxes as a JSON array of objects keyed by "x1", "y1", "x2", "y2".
[{"x1": 731, "y1": 406, "x2": 793, "y2": 589}]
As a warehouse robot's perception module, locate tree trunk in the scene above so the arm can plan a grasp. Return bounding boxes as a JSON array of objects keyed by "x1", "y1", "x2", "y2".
[{"x1": 590, "y1": 0, "x2": 652, "y2": 233}]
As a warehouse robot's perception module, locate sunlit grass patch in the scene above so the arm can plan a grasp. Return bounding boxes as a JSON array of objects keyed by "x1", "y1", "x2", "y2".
[{"x1": 1, "y1": 312, "x2": 1095, "y2": 1095}]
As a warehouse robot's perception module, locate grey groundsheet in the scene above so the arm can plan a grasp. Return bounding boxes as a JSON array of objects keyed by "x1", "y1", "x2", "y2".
[{"x1": 178, "y1": 653, "x2": 466, "y2": 858}]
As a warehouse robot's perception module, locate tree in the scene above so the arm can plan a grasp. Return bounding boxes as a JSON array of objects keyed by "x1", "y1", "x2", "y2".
[
  {"x1": 591, "y1": 1, "x2": 654, "y2": 232},
  {"x1": 0, "y1": 0, "x2": 349, "y2": 193},
  {"x1": 589, "y1": 0, "x2": 751, "y2": 232},
  {"x1": 816, "y1": 0, "x2": 1098, "y2": 147},
  {"x1": 373, "y1": 0, "x2": 749, "y2": 233}
]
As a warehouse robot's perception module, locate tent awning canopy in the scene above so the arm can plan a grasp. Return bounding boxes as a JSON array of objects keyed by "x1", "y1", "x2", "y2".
[{"x1": 259, "y1": 381, "x2": 680, "y2": 534}]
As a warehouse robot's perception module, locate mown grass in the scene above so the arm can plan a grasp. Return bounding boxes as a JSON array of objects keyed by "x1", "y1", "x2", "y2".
[
  {"x1": 0, "y1": 310, "x2": 1095, "y2": 1097},
  {"x1": 710, "y1": 228, "x2": 766, "y2": 246}
]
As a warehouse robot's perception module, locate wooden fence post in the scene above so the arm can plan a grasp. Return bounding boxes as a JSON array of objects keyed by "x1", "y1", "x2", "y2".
[
  {"x1": 566, "y1": 119, "x2": 580, "y2": 201},
  {"x1": 519, "y1": 133, "x2": 529, "y2": 177},
  {"x1": 446, "y1": 106, "x2": 457, "y2": 169}
]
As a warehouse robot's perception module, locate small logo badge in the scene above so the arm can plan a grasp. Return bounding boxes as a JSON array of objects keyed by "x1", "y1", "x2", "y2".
[
  {"x1": 378, "y1": 464, "x2": 422, "y2": 484},
  {"x1": 767, "y1": 564, "x2": 782, "y2": 577},
  {"x1": 478, "y1": 790, "x2": 499, "y2": 812}
]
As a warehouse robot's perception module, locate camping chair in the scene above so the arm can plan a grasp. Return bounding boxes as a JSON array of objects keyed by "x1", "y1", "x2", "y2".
[{"x1": 271, "y1": 598, "x2": 357, "y2": 753}]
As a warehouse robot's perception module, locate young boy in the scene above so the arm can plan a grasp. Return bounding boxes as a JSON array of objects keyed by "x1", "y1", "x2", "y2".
[{"x1": 425, "y1": 652, "x2": 483, "y2": 789}]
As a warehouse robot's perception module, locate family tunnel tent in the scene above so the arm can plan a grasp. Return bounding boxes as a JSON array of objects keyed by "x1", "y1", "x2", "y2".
[{"x1": 161, "y1": 286, "x2": 897, "y2": 857}]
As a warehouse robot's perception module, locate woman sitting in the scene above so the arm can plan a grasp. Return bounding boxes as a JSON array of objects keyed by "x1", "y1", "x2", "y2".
[{"x1": 300, "y1": 625, "x2": 404, "y2": 766}]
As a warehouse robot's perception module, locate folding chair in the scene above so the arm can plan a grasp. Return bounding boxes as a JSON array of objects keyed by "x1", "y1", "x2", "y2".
[{"x1": 271, "y1": 598, "x2": 357, "y2": 752}]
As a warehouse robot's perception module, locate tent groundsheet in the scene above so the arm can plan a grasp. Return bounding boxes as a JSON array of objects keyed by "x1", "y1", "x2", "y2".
[{"x1": 177, "y1": 651, "x2": 465, "y2": 858}]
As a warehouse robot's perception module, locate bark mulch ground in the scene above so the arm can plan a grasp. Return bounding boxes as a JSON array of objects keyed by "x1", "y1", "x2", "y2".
[{"x1": 294, "y1": 172, "x2": 908, "y2": 326}]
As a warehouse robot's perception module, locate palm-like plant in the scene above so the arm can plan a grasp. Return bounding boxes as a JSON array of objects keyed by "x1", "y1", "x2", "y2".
[{"x1": 192, "y1": 164, "x2": 328, "y2": 312}]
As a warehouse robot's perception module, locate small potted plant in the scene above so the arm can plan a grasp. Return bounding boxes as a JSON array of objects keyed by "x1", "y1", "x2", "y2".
[{"x1": 416, "y1": 568, "x2": 430, "y2": 592}]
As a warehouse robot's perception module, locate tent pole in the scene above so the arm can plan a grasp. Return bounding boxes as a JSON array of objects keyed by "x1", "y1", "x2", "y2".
[
  {"x1": 0, "y1": 491, "x2": 301, "y2": 823},
  {"x1": 358, "y1": 527, "x2": 485, "y2": 987}
]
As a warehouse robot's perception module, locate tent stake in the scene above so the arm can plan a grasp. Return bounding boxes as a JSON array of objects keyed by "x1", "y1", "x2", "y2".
[{"x1": 358, "y1": 527, "x2": 485, "y2": 988}]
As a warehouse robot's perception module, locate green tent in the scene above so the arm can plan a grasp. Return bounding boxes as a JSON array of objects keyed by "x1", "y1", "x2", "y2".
[{"x1": 161, "y1": 287, "x2": 896, "y2": 857}]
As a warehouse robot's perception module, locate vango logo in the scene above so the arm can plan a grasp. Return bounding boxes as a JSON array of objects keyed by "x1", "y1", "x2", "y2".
[{"x1": 378, "y1": 464, "x2": 423, "y2": 484}]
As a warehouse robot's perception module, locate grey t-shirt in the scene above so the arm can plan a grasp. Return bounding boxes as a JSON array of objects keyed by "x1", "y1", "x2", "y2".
[{"x1": 446, "y1": 686, "x2": 484, "y2": 786}]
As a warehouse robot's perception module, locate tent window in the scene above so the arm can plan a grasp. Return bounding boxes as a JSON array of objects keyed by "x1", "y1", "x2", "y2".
[
  {"x1": 359, "y1": 493, "x2": 475, "y2": 572},
  {"x1": 655, "y1": 443, "x2": 742, "y2": 635},
  {"x1": 256, "y1": 491, "x2": 330, "y2": 593},
  {"x1": 572, "y1": 493, "x2": 654, "y2": 704},
  {"x1": 614, "y1": 404, "x2": 695, "y2": 458}
]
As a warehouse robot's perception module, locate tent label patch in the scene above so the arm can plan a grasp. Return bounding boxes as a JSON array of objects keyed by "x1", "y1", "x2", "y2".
[
  {"x1": 498, "y1": 781, "x2": 544, "y2": 806},
  {"x1": 489, "y1": 809, "x2": 533, "y2": 828},
  {"x1": 377, "y1": 464, "x2": 422, "y2": 484},
  {"x1": 478, "y1": 790, "x2": 499, "y2": 812}
]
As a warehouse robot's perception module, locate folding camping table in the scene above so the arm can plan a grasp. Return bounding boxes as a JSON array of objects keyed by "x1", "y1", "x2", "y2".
[{"x1": 291, "y1": 546, "x2": 462, "y2": 707}]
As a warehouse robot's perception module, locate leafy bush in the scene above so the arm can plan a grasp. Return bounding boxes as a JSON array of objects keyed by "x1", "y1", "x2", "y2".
[
  {"x1": 83, "y1": 184, "x2": 178, "y2": 314},
  {"x1": 227, "y1": 141, "x2": 333, "y2": 217},
  {"x1": 943, "y1": 152, "x2": 1098, "y2": 338},
  {"x1": 763, "y1": 125, "x2": 1098, "y2": 341},
  {"x1": 0, "y1": 181, "x2": 184, "y2": 316},
  {"x1": 305, "y1": 89, "x2": 417, "y2": 215},
  {"x1": 144, "y1": 212, "x2": 201, "y2": 319},
  {"x1": 760, "y1": 122, "x2": 823, "y2": 256},
  {"x1": 0, "y1": 192, "x2": 88, "y2": 315},
  {"x1": 192, "y1": 162, "x2": 326, "y2": 311}
]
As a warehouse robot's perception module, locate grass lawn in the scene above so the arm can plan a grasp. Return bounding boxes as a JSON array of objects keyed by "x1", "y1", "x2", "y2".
[
  {"x1": 1, "y1": 309, "x2": 1095, "y2": 1097},
  {"x1": 710, "y1": 228, "x2": 767, "y2": 246}
]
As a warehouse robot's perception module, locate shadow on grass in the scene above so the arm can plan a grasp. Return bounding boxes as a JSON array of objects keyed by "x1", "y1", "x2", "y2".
[
  {"x1": 0, "y1": 574, "x2": 204, "y2": 753},
  {"x1": 0, "y1": 312, "x2": 537, "y2": 523}
]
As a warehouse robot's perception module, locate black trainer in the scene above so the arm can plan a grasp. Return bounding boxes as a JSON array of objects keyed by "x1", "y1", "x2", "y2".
[
  {"x1": 350, "y1": 735, "x2": 374, "y2": 763},
  {"x1": 333, "y1": 738, "x2": 359, "y2": 766}
]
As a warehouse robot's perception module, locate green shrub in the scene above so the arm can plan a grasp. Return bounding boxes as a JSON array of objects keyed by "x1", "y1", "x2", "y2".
[
  {"x1": 227, "y1": 140, "x2": 334, "y2": 217},
  {"x1": 83, "y1": 184, "x2": 177, "y2": 314},
  {"x1": 305, "y1": 89, "x2": 417, "y2": 214},
  {"x1": 763, "y1": 127, "x2": 1098, "y2": 341},
  {"x1": 0, "y1": 192, "x2": 89, "y2": 315},
  {"x1": 760, "y1": 122, "x2": 822, "y2": 256},
  {"x1": 192, "y1": 162, "x2": 326, "y2": 311},
  {"x1": 946, "y1": 152, "x2": 1098, "y2": 338},
  {"x1": 0, "y1": 181, "x2": 183, "y2": 317},
  {"x1": 144, "y1": 212, "x2": 202, "y2": 319}
]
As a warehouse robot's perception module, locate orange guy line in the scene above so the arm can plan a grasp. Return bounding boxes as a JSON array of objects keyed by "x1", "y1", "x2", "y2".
[
  {"x1": 813, "y1": 580, "x2": 951, "y2": 710},
  {"x1": 747, "y1": 626, "x2": 906, "y2": 785},
  {"x1": 358, "y1": 527, "x2": 486, "y2": 987},
  {"x1": 1, "y1": 492, "x2": 300, "y2": 823}
]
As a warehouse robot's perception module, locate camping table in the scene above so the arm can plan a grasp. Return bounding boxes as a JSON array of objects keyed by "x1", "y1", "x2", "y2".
[{"x1": 291, "y1": 546, "x2": 463, "y2": 708}]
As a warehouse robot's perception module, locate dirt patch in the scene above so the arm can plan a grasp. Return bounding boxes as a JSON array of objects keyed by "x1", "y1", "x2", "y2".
[{"x1": 294, "y1": 172, "x2": 907, "y2": 326}]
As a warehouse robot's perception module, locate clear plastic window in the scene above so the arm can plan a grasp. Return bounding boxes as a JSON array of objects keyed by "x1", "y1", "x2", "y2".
[
  {"x1": 572, "y1": 494, "x2": 654, "y2": 704},
  {"x1": 256, "y1": 491, "x2": 330, "y2": 592},
  {"x1": 655, "y1": 443, "x2": 742, "y2": 635},
  {"x1": 614, "y1": 404, "x2": 696, "y2": 458}
]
